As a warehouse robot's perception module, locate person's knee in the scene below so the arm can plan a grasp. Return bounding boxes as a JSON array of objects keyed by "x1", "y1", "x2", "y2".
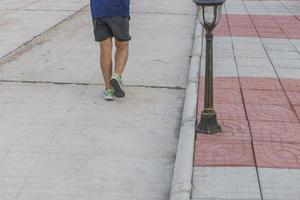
[
  {"x1": 115, "y1": 40, "x2": 128, "y2": 50},
  {"x1": 100, "y1": 38, "x2": 112, "y2": 52}
]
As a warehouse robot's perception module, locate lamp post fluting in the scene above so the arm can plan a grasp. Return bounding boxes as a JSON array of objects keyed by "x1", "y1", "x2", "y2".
[{"x1": 193, "y1": 0, "x2": 225, "y2": 134}]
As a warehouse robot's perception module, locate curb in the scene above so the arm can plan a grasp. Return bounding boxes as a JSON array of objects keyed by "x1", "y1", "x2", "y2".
[{"x1": 169, "y1": 18, "x2": 203, "y2": 200}]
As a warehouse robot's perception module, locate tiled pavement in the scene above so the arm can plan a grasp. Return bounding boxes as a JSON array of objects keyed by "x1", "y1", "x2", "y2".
[{"x1": 192, "y1": 0, "x2": 300, "y2": 199}]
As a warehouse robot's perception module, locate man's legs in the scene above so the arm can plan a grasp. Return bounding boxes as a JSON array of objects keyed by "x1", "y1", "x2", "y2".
[
  {"x1": 100, "y1": 37, "x2": 113, "y2": 90},
  {"x1": 109, "y1": 39, "x2": 129, "y2": 98},
  {"x1": 99, "y1": 37, "x2": 129, "y2": 98},
  {"x1": 114, "y1": 40, "x2": 129, "y2": 76}
]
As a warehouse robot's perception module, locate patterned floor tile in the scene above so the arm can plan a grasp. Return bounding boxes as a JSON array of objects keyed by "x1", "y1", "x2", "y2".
[
  {"x1": 214, "y1": 104, "x2": 247, "y2": 120},
  {"x1": 276, "y1": 15, "x2": 300, "y2": 39},
  {"x1": 254, "y1": 141, "x2": 300, "y2": 168},
  {"x1": 262, "y1": 38, "x2": 295, "y2": 51},
  {"x1": 258, "y1": 168, "x2": 300, "y2": 200},
  {"x1": 197, "y1": 102, "x2": 246, "y2": 121},
  {"x1": 193, "y1": 4, "x2": 300, "y2": 200},
  {"x1": 213, "y1": 14, "x2": 300, "y2": 39},
  {"x1": 243, "y1": 90, "x2": 289, "y2": 105},
  {"x1": 250, "y1": 121, "x2": 300, "y2": 143},
  {"x1": 198, "y1": 88, "x2": 243, "y2": 105},
  {"x1": 213, "y1": 77, "x2": 240, "y2": 89},
  {"x1": 238, "y1": 67, "x2": 277, "y2": 78},
  {"x1": 214, "y1": 16, "x2": 230, "y2": 37},
  {"x1": 276, "y1": 68, "x2": 300, "y2": 79},
  {"x1": 252, "y1": 16, "x2": 286, "y2": 38},
  {"x1": 236, "y1": 57, "x2": 273, "y2": 68},
  {"x1": 245, "y1": 104, "x2": 298, "y2": 123},
  {"x1": 194, "y1": 140, "x2": 254, "y2": 167},
  {"x1": 258, "y1": 31, "x2": 286, "y2": 39},
  {"x1": 197, "y1": 120, "x2": 251, "y2": 142},
  {"x1": 281, "y1": 78, "x2": 300, "y2": 91},
  {"x1": 240, "y1": 77, "x2": 282, "y2": 90},
  {"x1": 234, "y1": 48, "x2": 268, "y2": 59},
  {"x1": 229, "y1": 15, "x2": 257, "y2": 33},
  {"x1": 192, "y1": 167, "x2": 261, "y2": 200},
  {"x1": 294, "y1": 106, "x2": 300, "y2": 119},
  {"x1": 272, "y1": 58, "x2": 300, "y2": 69},
  {"x1": 286, "y1": 91, "x2": 300, "y2": 105}
]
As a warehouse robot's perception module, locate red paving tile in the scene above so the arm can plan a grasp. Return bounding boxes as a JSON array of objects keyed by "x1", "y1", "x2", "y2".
[
  {"x1": 294, "y1": 106, "x2": 300, "y2": 119},
  {"x1": 281, "y1": 78, "x2": 300, "y2": 91},
  {"x1": 214, "y1": 77, "x2": 240, "y2": 89},
  {"x1": 251, "y1": 16, "x2": 286, "y2": 38},
  {"x1": 228, "y1": 15, "x2": 253, "y2": 27},
  {"x1": 252, "y1": 17, "x2": 278, "y2": 28},
  {"x1": 194, "y1": 12, "x2": 300, "y2": 169},
  {"x1": 240, "y1": 77, "x2": 282, "y2": 91},
  {"x1": 250, "y1": 121, "x2": 300, "y2": 143},
  {"x1": 287, "y1": 34, "x2": 300, "y2": 40},
  {"x1": 197, "y1": 120, "x2": 251, "y2": 142},
  {"x1": 194, "y1": 139, "x2": 255, "y2": 167},
  {"x1": 197, "y1": 78, "x2": 245, "y2": 121},
  {"x1": 214, "y1": 28, "x2": 230, "y2": 37},
  {"x1": 213, "y1": 15, "x2": 300, "y2": 39},
  {"x1": 216, "y1": 104, "x2": 247, "y2": 120},
  {"x1": 210, "y1": 77, "x2": 240, "y2": 90},
  {"x1": 274, "y1": 16, "x2": 300, "y2": 28},
  {"x1": 198, "y1": 88, "x2": 243, "y2": 105},
  {"x1": 258, "y1": 29, "x2": 286, "y2": 38},
  {"x1": 243, "y1": 90, "x2": 289, "y2": 105},
  {"x1": 197, "y1": 104, "x2": 246, "y2": 121},
  {"x1": 254, "y1": 141, "x2": 300, "y2": 169},
  {"x1": 262, "y1": 16, "x2": 300, "y2": 39},
  {"x1": 286, "y1": 91, "x2": 300, "y2": 105},
  {"x1": 245, "y1": 104, "x2": 298, "y2": 123},
  {"x1": 214, "y1": 17, "x2": 230, "y2": 37},
  {"x1": 230, "y1": 28, "x2": 258, "y2": 37}
]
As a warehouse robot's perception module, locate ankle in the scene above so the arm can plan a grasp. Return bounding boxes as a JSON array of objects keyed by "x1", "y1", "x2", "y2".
[
  {"x1": 105, "y1": 86, "x2": 113, "y2": 91},
  {"x1": 113, "y1": 72, "x2": 122, "y2": 78}
]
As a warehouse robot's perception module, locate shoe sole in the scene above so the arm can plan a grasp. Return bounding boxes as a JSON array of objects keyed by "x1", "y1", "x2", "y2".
[
  {"x1": 104, "y1": 97, "x2": 114, "y2": 101},
  {"x1": 102, "y1": 93, "x2": 114, "y2": 101},
  {"x1": 110, "y1": 79, "x2": 125, "y2": 98}
]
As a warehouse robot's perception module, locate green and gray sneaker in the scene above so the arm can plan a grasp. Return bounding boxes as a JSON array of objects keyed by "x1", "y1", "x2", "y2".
[
  {"x1": 102, "y1": 88, "x2": 114, "y2": 101},
  {"x1": 110, "y1": 73, "x2": 125, "y2": 98}
]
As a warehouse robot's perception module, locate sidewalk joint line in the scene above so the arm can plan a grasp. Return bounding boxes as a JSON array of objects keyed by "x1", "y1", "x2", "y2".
[
  {"x1": 127, "y1": 84, "x2": 185, "y2": 90},
  {"x1": 225, "y1": 4, "x2": 264, "y2": 200},
  {"x1": 0, "y1": 79, "x2": 185, "y2": 90}
]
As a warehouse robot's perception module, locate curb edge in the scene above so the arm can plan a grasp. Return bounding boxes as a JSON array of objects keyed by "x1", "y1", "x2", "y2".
[{"x1": 169, "y1": 17, "x2": 203, "y2": 200}]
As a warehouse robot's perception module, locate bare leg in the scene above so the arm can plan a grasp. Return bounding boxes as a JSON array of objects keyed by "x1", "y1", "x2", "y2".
[
  {"x1": 100, "y1": 37, "x2": 113, "y2": 90},
  {"x1": 114, "y1": 40, "x2": 129, "y2": 76}
]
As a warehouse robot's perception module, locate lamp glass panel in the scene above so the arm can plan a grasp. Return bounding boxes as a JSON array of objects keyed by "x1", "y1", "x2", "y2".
[
  {"x1": 215, "y1": 5, "x2": 223, "y2": 25},
  {"x1": 203, "y1": 6, "x2": 215, "y2": 25},
  {"x1": 197, "y1": 6, "x2": 206, "y2": 26}
]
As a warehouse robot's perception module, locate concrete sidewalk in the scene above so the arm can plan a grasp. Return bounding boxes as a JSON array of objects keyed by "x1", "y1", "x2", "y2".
[
  {"x1": 0, "y1": 0, "x2": 89, "y2": 59},
  {"x1": 0, "y1": 0, "x2": 196, "y2": 199},
  {"x1": 192, "y1": 0, "x2": 300, "y2": 199}
]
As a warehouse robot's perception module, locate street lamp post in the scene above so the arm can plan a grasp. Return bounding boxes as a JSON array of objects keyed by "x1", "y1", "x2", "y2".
[{"x1": 194, "y1": 0, "x2": 225, "y2": 134}]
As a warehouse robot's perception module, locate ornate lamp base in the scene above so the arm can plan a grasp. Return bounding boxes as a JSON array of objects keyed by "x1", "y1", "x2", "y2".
[{"x1": 197, "y1": 110, "x2": 222, "y2": 134}]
